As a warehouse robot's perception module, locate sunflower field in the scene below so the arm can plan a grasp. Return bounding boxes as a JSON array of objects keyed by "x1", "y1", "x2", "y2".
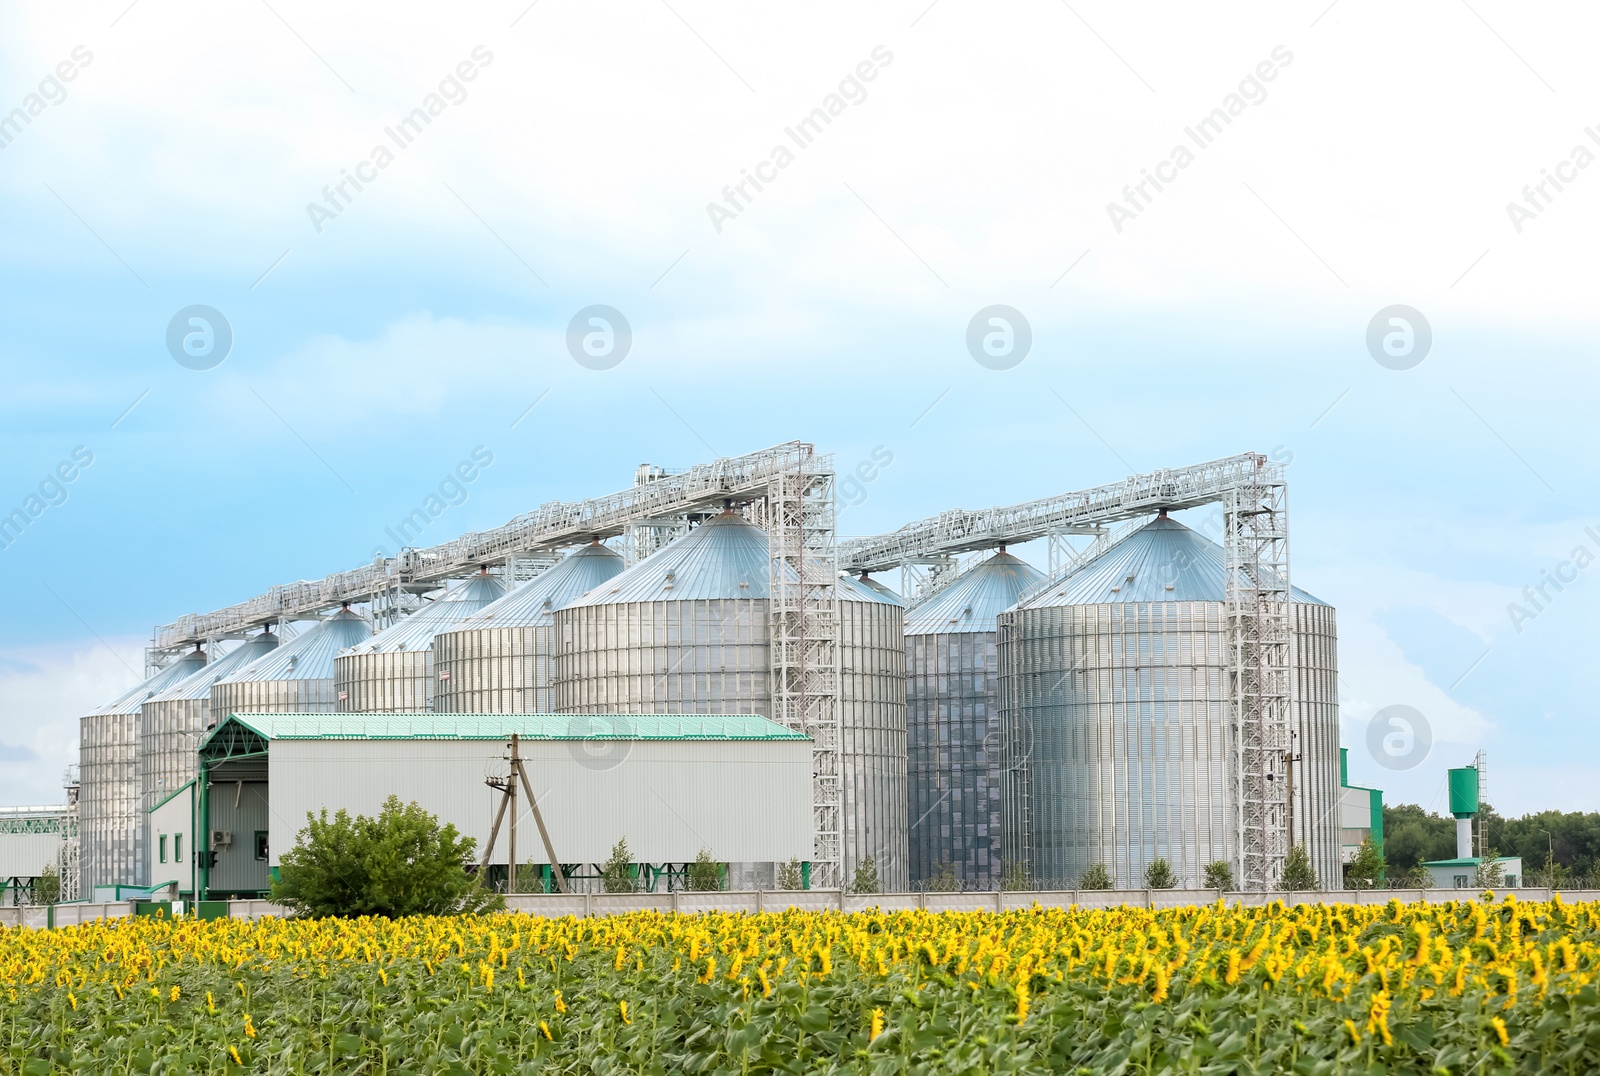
[{"x1": 4, "y1": 894, "x2": 1599, "y2": 1074}]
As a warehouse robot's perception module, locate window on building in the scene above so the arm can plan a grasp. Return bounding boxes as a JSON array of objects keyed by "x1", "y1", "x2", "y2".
[
  {"x1": 159, "y1": 835, "x2": 168, "y2": 864},
  {"x1": 254, "y1": 831, "x2": 269, "y2": 861},
  {"x1": 174, "y1": 833, "x2": 183, "y2": 864},
  {"x1": 1454, "y1": 874, "x2": 1469, "y2": 888}
]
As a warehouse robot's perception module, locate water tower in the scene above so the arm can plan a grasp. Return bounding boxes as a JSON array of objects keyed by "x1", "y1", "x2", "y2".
[{"x1": 1448, "y1": 765, "x2": 1480, "y2": 859}]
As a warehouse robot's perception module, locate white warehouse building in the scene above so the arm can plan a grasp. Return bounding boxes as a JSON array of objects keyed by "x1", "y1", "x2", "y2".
[{"x1": 193, "y1": 711, "x2": 815, "y2": 898}]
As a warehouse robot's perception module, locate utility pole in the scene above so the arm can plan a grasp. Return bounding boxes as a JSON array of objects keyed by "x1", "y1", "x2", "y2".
[{"x1": 480, "y1": 734, "x2": 568, "y2": 894}]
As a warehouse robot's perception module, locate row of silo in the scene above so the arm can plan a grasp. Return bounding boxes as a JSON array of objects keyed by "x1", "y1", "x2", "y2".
[
  {"x1": 79, "y1": 609, "x2": 375, "y2": 890},
  {"x1": 336, "y1": 573, "x2": 506, "y2": 713},
  {"x1": 432, "y1": 543, "x2": 625, "y2": 713},
  {"x1": 79, "y1": 647, "x2": 207, "y2": 891},
  {"x1": 84, "y1": 505, "x2": 1338, "y2": 894},
  {"x1": 136, "y1": 629, "x2": 281, "y2": 879}
]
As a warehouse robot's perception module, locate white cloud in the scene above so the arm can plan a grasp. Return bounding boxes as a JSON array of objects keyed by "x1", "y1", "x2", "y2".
[{"x1": 0, "y1": 636, "x2": 144, "y2": 806}]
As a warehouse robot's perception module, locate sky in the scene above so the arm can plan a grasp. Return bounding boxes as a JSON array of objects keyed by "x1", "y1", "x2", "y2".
[{"x1": 0, "y1": 0, "x2": 1594, "y2": 816}]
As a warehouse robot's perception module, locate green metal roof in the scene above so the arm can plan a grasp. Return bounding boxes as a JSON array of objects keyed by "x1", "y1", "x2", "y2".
[
  {"x1": 148, "y1": 780, "x2": 195, "y2": 813},
  {"x1": 1421, "y1": 856, "x2": 1519, "y2": 867},
  {"x1": 202, "y1": 712, "x2": 808, "y2": 744}
]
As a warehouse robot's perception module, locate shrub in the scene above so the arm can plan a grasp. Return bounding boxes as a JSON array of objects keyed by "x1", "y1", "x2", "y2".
[
  {"x1": 1344, "y1": 837, "x2": 1386, "y2": 889},
  {"x1": 686, "y1": 849, "x2": 722, "y2": 892},
  {"x1": 1281, "y1": 844, "x2": 1319, "y2": 892},
  {"x1": 1143, "y1": 857, "x2": 1177, "y2": 889},
  {"x1": 1203, "y1": 860, "x2": 1235, "y2": 891},
  {"x1": 850, "y1": 857, "x2": 880, "y2": 894},
  {"x1": 1078, "y1": 863, "x2": 1112, "y2": 890},
  {"x1": 602, "y1": 838, "x2": 637, "y2": 894},
  {"x1": 270, "y1": 795, "x2": 500, "y2": 918}
]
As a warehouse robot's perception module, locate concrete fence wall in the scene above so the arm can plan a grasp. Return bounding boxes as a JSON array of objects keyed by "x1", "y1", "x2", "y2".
[{"x1": 7, "y1": 888, "x2": 1600, "y2": 928}]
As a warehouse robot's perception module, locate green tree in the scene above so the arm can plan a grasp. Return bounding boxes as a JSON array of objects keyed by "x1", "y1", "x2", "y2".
[
  {"x1": 1344, "y1": 837, "x2": 1386, "y2": 889},
  {"x1": 926, "y1": 862, "x2": 961, "y2": 893},
  {"x1": 32, "y1": 864, "x2": 61, "y2": 906},
  {"x1": 1402, "y1": 863, "x2": 1435, "y2": 889},
  {"x1": 686, "y1": 849, "x2": 722, "y2": 892},
  {"x1": 1203, "y1": 860, "x2": 1235, "y2": 892},
  {"x1": 270, "y1": 795, "x2": 501, "y2": 918},
  {"x1": 511, "y1": 858, "x2": 550, "y2": 893},
  {"x1": 1475, "y1": 850, "x2": 1506, "y2": 890},
  {"x1": 999, "y1": 861, "x2": 1031, "y2": 892},
  {"x1": 1143, "y1": 857, "x2": 1177, "y2": 889},
  {"x1": 1077, "y1": 863, "x2": 1112, "y2": 890},
  {"x1": 849, "y1": 857, "x2": 880, "y2": 895},
  {"x1": 1381, "y1": 803, "x2": 1457, "y2": 872},
  {"x1": 777, "y1": 858, "x2": 804, "y2": 891},
  {"x1": 601, "y1": 838, "x2": 637, "y2": 894},
  {"x1": 1280, "y1": 843, "x2": 1319, "y2": 892}
]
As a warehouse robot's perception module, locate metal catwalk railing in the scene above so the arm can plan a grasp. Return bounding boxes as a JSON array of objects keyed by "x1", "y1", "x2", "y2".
[
  {"x1": 153, "y1": 442, "x2": 827, "y2": 651},
  {"x1": 839, "y1": 452, "x2": 1276, "y2": 572}
]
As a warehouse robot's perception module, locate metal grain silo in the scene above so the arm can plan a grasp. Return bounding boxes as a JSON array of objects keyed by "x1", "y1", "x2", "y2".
[
  {"x1": 137, "y1": 630, "x2": 280, "y2": 877},
  {"x1": 554, "y1": 512, "x2": 908, "y2": 890},
  {"x1": 998, "y1": 514, "x2": 1339, "y2": 890},
  {"x1": 79, "y1": 647, "x2": 207, "y2": 890},
  {"x1": 210, "y1": 608, "x2": 371, "y2": 721},
  {"x1": 431, "y1": 543, "x2": 624, "y2": 713},
  {"x1": 835, "y1": 572, "x2": 909, "y2": 893},
  {"x1": 904, "y1": 550, "x2": 1045, "y2": 890},
  {"x1": 335, "y1": 573, "x2": 506, "y2": 713}
]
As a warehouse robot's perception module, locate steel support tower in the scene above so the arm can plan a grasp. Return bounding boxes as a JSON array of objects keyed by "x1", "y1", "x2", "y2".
[
  {"x1": 766, "y1": 447, "x2": 842, "y2": 888},
  {"x1": 1223, "y1": 474, "x2": 1291, "y2": 890}
]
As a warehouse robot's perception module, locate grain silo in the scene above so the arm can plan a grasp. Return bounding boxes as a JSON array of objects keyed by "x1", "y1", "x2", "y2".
[
  {"x1": 553, "y1": 512, "x2": 908, "y2": 890},
  {"x1": 210, "y1": 608, "x2": 371, "y2": 721},
  {"x1": 998, "y1": 513, "x2": 1339, "y2": 890},
  {"x1": 136, "y1": 630, "x2": 280, "y2": 874},
  {"x1": 904, "y1": 550, "x2": 1045, "y2": 890},
  {"x1": 335, "y1": 573, "x2": 505, "y2": 713},
  {"x1": 431, "y1": 543, "x2": 624, "y2": 713},
  {"x1": 78, "y1": 647, "x2": 207, "y2": 890}
]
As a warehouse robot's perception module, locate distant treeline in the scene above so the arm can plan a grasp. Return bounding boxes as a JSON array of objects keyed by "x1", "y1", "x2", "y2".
[{"x1": 1384, "y1": 803, "x2": 1600, "y2": 886}]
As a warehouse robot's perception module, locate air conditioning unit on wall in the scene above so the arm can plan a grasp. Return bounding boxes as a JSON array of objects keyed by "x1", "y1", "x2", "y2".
[{"x1": 211, "y1": 830, "x2": 233, "y2": 848}]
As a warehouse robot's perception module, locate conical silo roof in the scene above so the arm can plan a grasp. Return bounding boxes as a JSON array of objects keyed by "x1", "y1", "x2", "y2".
[
  {"x1": 88, "y1": 648, "x2": 208, "y2": 715},
  {"x1": 214, "y1": 607, "x2": 371, "y2": 686},
  {"x1": 1019, "y1": 515, "x2": 1327, "y2": 608},
  {"x1": 839, "y1": 572, "x2": 902, "y2": 606},
  {"x1": 850, "y1": 573, "x2": 903, "y2": 605},
  {"x1": 565, "y1": 513, "x2": 772, "y2": 605},
  {"x1": 145, "y1": 632, "x2": 281, "y2": 703},
  {"x1": 444, "y1": 543, "x2": 625, "y2": 629},
  {"x1": 904, "y1": 551, "x2": 1046, "y2": 635},
  {"x1": 341, "y1": 573, "x2": 507, "y2": 656},
  {"x1": 565, "y1": 513, "x2": 885, "y2": 607}
]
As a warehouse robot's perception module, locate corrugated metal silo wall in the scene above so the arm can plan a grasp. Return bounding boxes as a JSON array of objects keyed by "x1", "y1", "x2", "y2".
[
  {"x1": 78, "y1": 712, "x2": 138, "y2": 889},
  {"x1": 554, "y1": 599, "x2": 771, "y2": 715},
  {"x1": 1291, "y1": 603, "x2": 1341, "y2": 888},
  {"x1": 906, "y1": 630, "x2": 1003, "y2": 889},
  {"x1": 1000, "y1": 601, "x2": 1236, "y2": 890},
  {"x1": 837, "y1": 598, "x2": 909, "y2": 894},
  {"x1": 136, "y1": 697, "x2": 208, "y2": 867},
  {"x1": 334, "y1": 651, "x2": 432, "y2": 714},
  {"x1": 431, "y1": 624, "x2": 556, "y2": 713},
  {"x1": 554, "y1": 597, "x2": 909, "y2": 892},
  {"x1": 210, "y1": 679, "x2": 338, "y2": 724}
]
